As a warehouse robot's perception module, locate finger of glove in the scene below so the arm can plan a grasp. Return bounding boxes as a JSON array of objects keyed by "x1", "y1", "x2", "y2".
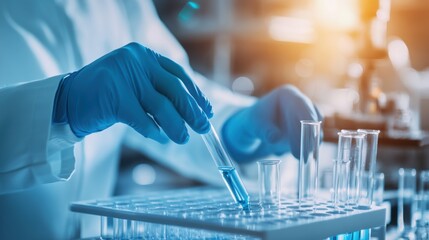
[
  {"x1": 117, "y1": 98, "x2": 168, "y2": 143},
  {"x1": 245, "y1": 93, "x2": 284, "y2": 143},
  {"x1": 156, "y1": 55, "x2": 213, "y2": 118},
  {"x1": 230, "y1": 105, "x2": 282, "y2": 146},
  {"x1": 239, "y1": 138, "x2": 291, "y2": 162},
  {"x1": 259, "y1": 140, "x2": 291, "y2": 156},
  {"x1": 153, "y1": 69, "x2": 210, "y2": 134},
  {"x1": 247, "y1": 104, "x2": 290, "y2": 156},
  {"x1": 254, "y1": 119, "x2": 283, "y2": 144},
  {"x1": 142, "y1": 92, "x2": 190, "y2": 144}
]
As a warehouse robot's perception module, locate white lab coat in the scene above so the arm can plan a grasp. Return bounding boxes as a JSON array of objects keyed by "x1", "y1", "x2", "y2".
[{"x1": 0, "y1": 0, "x2": 255, "y2": 238}]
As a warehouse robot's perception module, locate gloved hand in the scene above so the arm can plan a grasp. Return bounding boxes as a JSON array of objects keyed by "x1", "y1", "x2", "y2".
[
  {"x1": 222, "y1": 85, "x2": 322, "y2": 163},
  {"x1": 53, "y1": 42, "x2": 213, "y2": 144}
]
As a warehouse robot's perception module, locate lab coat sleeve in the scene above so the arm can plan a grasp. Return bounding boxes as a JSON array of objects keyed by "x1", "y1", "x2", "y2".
[
  {"x1": 123, "y1": 72, "x2": 256, "y2": 186},
  {"x1": 0, "y1": 75, "x2": 80, "y2": 194}
]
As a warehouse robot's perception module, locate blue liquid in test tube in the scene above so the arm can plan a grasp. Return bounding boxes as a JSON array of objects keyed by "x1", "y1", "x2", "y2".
[
  {"x1": 202, "y1": 123, "x2": 250, "y2": 210},
  {"x1": 218, "y1": 166, "x2": 249, "y2": 209}
]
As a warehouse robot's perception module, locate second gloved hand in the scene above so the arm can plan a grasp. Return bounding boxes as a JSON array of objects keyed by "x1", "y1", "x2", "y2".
[
  {"x1": 222, "y1": 85, "x2": 322, "y2": 162},
  {"x1": 53, "y1": 42, "x2": 213, "y2": 144}
]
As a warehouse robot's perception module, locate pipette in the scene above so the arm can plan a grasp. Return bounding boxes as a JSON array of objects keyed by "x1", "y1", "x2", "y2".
[{"x1": 201, "y1": 123, "x2": 250, "y2": 210}]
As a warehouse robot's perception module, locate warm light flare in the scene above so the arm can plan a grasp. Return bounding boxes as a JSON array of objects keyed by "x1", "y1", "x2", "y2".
[
  {"x1": 312, "y1": 0, "x2": 359, "y2": 30},
  {"x1": 268, "y1": 16, "x2": 314, "y2": 43}
]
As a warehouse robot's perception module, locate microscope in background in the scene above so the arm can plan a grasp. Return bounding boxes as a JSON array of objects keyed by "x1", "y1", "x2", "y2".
[
  {"x1": 328, "y1": 0, "x2": 429, "y2": 146},
  {"x1": 330, "y1": 0, "x2": 391, "y2": 131},
  {"x1": 335, "y1": 0, "x2": 406, "y2": 131},
  {"x1": 356, "y1": 0, "x2": 390, "y2": 117}
]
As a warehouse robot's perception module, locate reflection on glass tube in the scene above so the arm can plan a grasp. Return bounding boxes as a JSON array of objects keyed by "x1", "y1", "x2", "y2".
[
  {"x1": 201, "y1": 123, "x2": 250, "y2": 210},
  {"x1": 336, "y1": 131, "x2": 365, "y2": 208},
  {"x1": 298, "y1": 120, "x2": 321, "y2": 207}
]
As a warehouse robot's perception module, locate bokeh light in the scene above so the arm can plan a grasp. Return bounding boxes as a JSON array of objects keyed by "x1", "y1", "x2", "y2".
[
  {"x1": 231, "y1": 76, "x2": 255, "y2": 95},
  {"x1": 132, "y1": 164, "x2": 156, "y2": 186}
]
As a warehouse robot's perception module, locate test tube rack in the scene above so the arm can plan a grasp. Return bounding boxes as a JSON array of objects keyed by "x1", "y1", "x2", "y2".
[{"x1": 70, "y1": 187, "x2": 387, "y2": 239}]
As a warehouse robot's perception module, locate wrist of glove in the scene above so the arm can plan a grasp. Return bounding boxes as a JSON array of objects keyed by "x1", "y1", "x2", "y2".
[
  {"x1": 53, "y1": 42, "x2": 213, "y2": 144},
  {"x1": 222, "y1": 85, "x2": 323, "y2": 163}
]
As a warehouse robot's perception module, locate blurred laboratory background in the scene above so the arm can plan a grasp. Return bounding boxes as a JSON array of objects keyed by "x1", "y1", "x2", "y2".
[{"x1": 115, "y1": 0, "x2": 429, "y2": 233}]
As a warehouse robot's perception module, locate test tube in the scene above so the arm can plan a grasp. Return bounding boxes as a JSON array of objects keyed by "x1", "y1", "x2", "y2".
[
  {"x1": 298, "y1": 120, "x2": 321, "y2": 206},
  {"x1": 114, "y1": 201, "x2": 133, "y2": 239},
  {"x1": 336, "y1": 131, "x2": 365, "y2": 207},
  {"x1": 96, "y1": 201, "x2": 114, "y2": 239},
  {"x1": 357, "y1": 129, "x2": 380, "y2": 208},
  {"x1": 397, "y1": 168, "x2": 417, "y2": 235},
  {"x1": 201, "y1": 123, "x2": 250, "y2": 209},
  {"x1": 358, "y1": 171, "x2": 372, "y2": 209},
  {"x1": 419, "y1": 171, "x2": 429, "y2": 226},
  {"x1": 133, "y1": 203, "x2": 148, "y2": 239},
  {"x1": 332, "y1": 158, "x2": 350, "y2": 213},
  {"x1": 373, "y1": 172, "x2": 385, "y2": 206},
  {"x1": 257, "y1": 159, "x2": 281, "y2": 208}
]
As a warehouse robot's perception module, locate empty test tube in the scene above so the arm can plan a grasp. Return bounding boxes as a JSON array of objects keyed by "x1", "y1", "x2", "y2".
[
  {"x1": 332, "y1": 158, "x2": 350, "y2": 213},
  {"x1": 397, "y1": 168, "x2": 417, "y2": 235},
  {"x1": 96, "y1": 201, "x2": 114, "y2": 239},
  {"x1": 357, "y1": 129, "x2": 380, "y2": 208},
  {"x1": 114, "y1": 201, "x2": 133, "y2": 239},
  {"x1": 298, "y1": 120, "x2": 321, "y2": 206},
  {"x1": 257, "y1": 160, "x2": 281, "y2": 208},
  {"x1": 337, "y1": 131, "x2": 365, "y2": 207},
  {"x1": 201, "y1": 123, "x2": 250, "y2": 210},
  {"x1": 419, "y1": 171, "x2": 429, "y2": 227},
  {"x1": 357, "y1": 129, "x2": 380, "y2": 175},
  {"x1": 333, "y1": 131, "x2": 365, "y2": 207},
  {"x1": 373, "y1": 172, "x2": 385, "y2": 206}
]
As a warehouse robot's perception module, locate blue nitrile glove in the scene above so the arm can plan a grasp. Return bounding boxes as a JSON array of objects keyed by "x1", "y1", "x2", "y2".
[
  {"x1": 53, "y1": 42, "x2": 213, "y2": 144},
  {"x1": 222, "y1": 85, "x2": 322, "y2": 163}
]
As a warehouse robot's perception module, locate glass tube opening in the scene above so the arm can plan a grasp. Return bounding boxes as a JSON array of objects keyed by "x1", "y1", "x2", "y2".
[
  {"x1": 357, "y1": 129, "x2": 380, "y2": 208},
  {"x1": 257, "y1": 159, "x2": 281, "y2": 209}
]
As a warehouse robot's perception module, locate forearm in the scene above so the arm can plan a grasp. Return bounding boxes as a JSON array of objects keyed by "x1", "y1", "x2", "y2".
[{"x1": 0, "y1": 75, "x2": 78, "y2": 194}]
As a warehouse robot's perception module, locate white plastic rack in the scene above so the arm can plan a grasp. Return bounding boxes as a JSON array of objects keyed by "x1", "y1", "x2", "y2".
[{"x1": 70, "y1": 187, "x2": 387, "y2": 239}]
